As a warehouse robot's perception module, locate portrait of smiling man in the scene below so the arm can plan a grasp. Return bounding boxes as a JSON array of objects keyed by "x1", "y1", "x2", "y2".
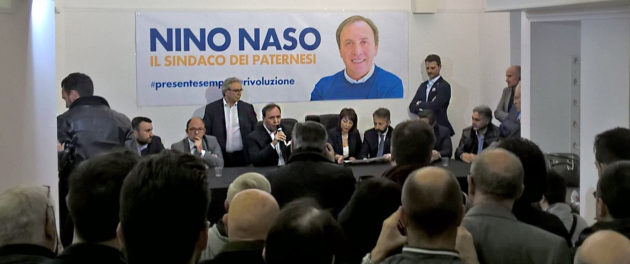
[{"x1": 310, "y1": 15, "x2": 404, "y2": 101}]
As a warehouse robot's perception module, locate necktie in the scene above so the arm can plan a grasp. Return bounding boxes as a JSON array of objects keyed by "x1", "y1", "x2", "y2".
[
  {"x1": 476, "y1": 134, "x2": 484, "y2": 154},
  {"x1": 377, "y1": 133, "x2": 385, "y2": 157}
]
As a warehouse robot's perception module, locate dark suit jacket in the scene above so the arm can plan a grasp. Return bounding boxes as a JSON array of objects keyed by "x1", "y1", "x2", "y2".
[
  {"x1": 0, "y1": 244, "x2": 55, "y2": 264},
  {"x1": 499, "y1": 108, "x2": 521, "y2": 139},
  {"x1": 49, "y1": 243, "x2": 125, "y2": 264},
  {"x1": 202, "y1": 98, "x2": 257, "y2": 154},
  {"x1": 201, "y1": 240, "x2": 265, "y2": 264},
  {"x1": 266, "y1": 150, "x2": 355, "y2": 217},
  {"x1": 455, "y1": 124, "x2": 500, "y2": 160},
  {"x1": 327, "y1": 128, "x2": 362, "y2": 159},
  {"x1": 409, "y1": 76, "x2": 454, "y2": 135},
  {"x1": 246, "y1": 123, "x2": 291, "y2": 167},
  {"x1": 358, "y1": 126, "x2": 393, "y2": 159},
  {"x1": 434, "y1": 124, "x2": 453, "y2": 158},
  {"x1": 124, "y1": 135, "x2": 165, "y2": 156}
]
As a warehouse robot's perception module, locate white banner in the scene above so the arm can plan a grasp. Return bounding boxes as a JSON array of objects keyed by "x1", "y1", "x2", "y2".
[{"x1": 135, "y1": 11, "x2": 408, "y2": 106}]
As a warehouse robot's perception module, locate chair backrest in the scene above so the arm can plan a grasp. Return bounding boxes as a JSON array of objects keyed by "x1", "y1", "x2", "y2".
[
  {"x1": 305, "y1": 114, "x2": 338, "y2": 131},
  {"x1": 256, "y1": 118, "x2": 298, "y2": 137},
  {"x1": 545, "y1": 153, "x2": 580, "y2": 187}
]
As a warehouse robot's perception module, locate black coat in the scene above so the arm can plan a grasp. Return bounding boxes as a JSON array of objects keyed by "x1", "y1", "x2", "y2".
[
  {"x1": 266, "y1": 150, "x2": 355, "y2": 217},
  {"x1": 202, "y1": 99, "x2": 257, "y2": 155},
  {"x1": 409, "y1": 76, "x2": 454, "y2": 135},
  {"x1": 455, "y1": 124, "x2": 500, "y2": 160},
  {"x1": 246, "y1": 123, "x2": 291, "y2": 167},
  {"x1": 359, "y1": 126, "x2": 393, "y2": 159}
]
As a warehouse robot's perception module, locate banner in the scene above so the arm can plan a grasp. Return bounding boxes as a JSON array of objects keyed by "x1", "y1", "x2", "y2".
[{"x1": 136, "y1": 11, "x2": 408, "y2": 106}]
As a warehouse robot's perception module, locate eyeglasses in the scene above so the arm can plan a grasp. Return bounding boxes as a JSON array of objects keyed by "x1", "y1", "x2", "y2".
[
  {"x1": 188, "y1": 128, "x2": 205, "y2": 132},
  {"x1": 229, "y1": 89, "x2": 243, "y2": 93}
]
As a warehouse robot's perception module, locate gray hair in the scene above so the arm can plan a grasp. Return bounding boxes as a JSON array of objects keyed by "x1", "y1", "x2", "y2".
[
  {"x1": 470, "y1": 149, "x2": 524, "y2": 200},
  {"x1": 292, "y1": 121, "x2": 328, "y2": 152},
  {"x1": 473, "y1": 105, "x2": 493, "y2": 122},
  {"x1": 0, "y1": 186, "x2": 50, "y2": 246},
  {"x1": 226, "y1": 172, "x2": 271, "y2": 204},
  {"x1": 221, "y1": 77, "x2": 242, "y2": 95}
]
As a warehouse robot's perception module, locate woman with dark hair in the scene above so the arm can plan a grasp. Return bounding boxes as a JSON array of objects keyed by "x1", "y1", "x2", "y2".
[{"x1": 328, "y1": 108, "x2": 362, "y2": 164}]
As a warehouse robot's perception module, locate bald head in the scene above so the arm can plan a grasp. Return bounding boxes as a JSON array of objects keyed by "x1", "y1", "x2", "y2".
[
  {"x1": 470, "y1": 148, "x2": 524, "y2": 201},
  {"x1": 575, "y1": 230, "x2": 630, "y2": 264},
  {"x1": 226, "y1": 189, "x2": 279, "y2": 241},
  {"x1": 402, "y1": 167, "x2": 463, "y2": 237}
]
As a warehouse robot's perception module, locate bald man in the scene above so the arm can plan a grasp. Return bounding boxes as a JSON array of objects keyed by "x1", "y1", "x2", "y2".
[
  {"x1": 201, "y1": 189, "x2": 279, "y2": 264},
  {"x1": 495, "y1": 65, "x2": 521, "y2": 122},
  {"x1": 575, "y1": 230, "x2": 630, "y2": 264},
  {"x1": 171, "y1": 117, "x2": 224, "y2": 168},
  {"x1": 366, "y1": 167, "x2": 470, "y2": 263},
  {"x1": 462, "y1": 149, "x2": 571, "y2": 264}
]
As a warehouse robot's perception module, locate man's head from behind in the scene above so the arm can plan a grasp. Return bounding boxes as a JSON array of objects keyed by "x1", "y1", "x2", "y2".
[
  {"x1": 292, "y1": 121, "x2": 327, "y2": 152},
  {"x1": 336, "y1": 15, "x2": 379, "y2": 81},
  {"x1": 596, "y1": 161, "x2": 630, "y2": 221},
  {"x1": 391, "y1": 120, "x2": 435, "y2": 167},
  {"x1": 497, "y1": 138, "x2": 548, "y2": 204},
  {"x1": 471, "y1": 105, "x2": 492, "y2": 131},
  {"x1": 0, "y1": 186, "x2": 56, "y2": 250},
  {"x1": 225, "y1": 189, "x2": 279, "y2": 242},
  {"x1": 264, "y1": 199, "x2": 345, "y2": 264},
  {"x1": 225, "y1": 172, "x2": 271, "y2": 210},
  {"x1": 469, "y1": 148, "x2": 524, "y2": 205},
  {"x1": 131, "y1": 116, "x2": 154, "y2": 145},
  {"x1": 68, "y1": 149, "x2": 138, "y2": 244},
  {"x1": 594, "y1": 127, "x2": 630, "y2": 175},
  {"x1": 372, "y1": 108, "x2": 391, "y2": 133},
  {"x1": 61, "y1": 72, "x2": 94, "y2": 107},
  {"x1": 575, "y1": 230, "x2": 630, "y2": 264},
  {"x1": 401, "y1": 167, "x2": 463, "y2": 242},
  {"x1": 417, "y1": 109, "x2": 436, "y2": 127},
  {"x1": 119, "y1": 151, "x2": 210, "y2": 264}
]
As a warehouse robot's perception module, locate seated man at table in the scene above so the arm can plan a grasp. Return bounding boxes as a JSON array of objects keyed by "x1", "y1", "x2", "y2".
[
  {"x1": 382, "y1": 120, "x2": 435, "y2": 186},
  {"x1": 455, "y1": 105, "x2": 500, "y2": 163},
  {"x1": 171, "y1": 117, "x2": 224, "y2": 168},
  {"x1": 267, "y1": 121, "x2": 355, "y2": 217},
  {"x1": 247, "y1": 103, "x2": 291, "y2": 167},
  {"x1": 359, "y1": 108, "x2": 394, "y2": 161},
  {"x1": 125, "y1": 116, "x2": 165, "y2": 156},
  {"x1": 418, "y1": 109, "x2": 452, "y2": 161}
]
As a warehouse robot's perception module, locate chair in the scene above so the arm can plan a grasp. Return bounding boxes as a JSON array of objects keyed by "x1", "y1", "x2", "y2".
[
  {"x1": 256, "y1": 118, "x2": 298, "y2": 136},
  {"x1": 545, "y1": 153, "x2": 579, "y2": 187},
  {"x1": 305, "y1": 114, "x2": 338, "y2": 131}
]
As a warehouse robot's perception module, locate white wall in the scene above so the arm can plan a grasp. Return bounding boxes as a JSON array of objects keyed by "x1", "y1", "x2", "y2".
[
  {"x1": 55, "y1": 0, "x2": 511, "y2": 150},
  {"x1": 530, "y1": 21, "x2": 579, "y2": 153},
  {"x1": 0, "y1": 0, "x2": 57, "y2": 198}
]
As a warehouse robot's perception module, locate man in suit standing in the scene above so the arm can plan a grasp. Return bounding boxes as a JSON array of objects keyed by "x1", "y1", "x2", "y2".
[
  {"x1": 409, "y1": 54, "x2": 454, "y2": 135},
  {"x1": 499, "y1": 82, "x2": 521, "y2": 139},
  {"x1": 203, "y1": 77, "x2": 257, "y2": 167},
  {"x1": 171, "y1": 117, "x2": 224, "y2": 168},
  {"x1": 246, "y1": 103, "x2": 291, "y2": 167},
  {"x1": 125, "y1": 116, "x2": 165, "y2": 156},
  {"x1": 359, "y1": 108, "x2": 393, "y2": 161},
  {"x1": 455, "y1": 105, "x2": 500, "y2": 163},
  {"x1": 463, "y1": 149, "x2": 571, "y2": 264},
  {"x1": 495, "y1": 65, "x2": 520, "y2": 123},
  {"x1": 418, "y1": 109, "x2": 452, "y2": 161}
]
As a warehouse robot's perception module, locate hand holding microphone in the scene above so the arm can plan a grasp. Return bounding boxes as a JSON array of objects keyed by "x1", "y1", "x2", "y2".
[{"x1": 276, "y1": 127, "x2": 288, "y2": 146}]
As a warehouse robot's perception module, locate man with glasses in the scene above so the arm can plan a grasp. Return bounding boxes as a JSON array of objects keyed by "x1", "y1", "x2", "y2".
[
  {"x1": 0, "y1": 186, "x2": 59, "y2": 263},
  {"x1": 172, "y1": 117, "x2": 224, "y2": 168},
  {"x1": 203, "y1": 77, "x2": 258, "y2": 167}
]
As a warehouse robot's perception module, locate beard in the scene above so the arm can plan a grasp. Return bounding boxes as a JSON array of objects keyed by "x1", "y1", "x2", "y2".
[{"x1": 137, "y1": 136, "x2": 152, "y2": 145}]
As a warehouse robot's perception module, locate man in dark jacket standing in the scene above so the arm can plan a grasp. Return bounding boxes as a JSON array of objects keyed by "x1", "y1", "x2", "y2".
[
  {"x1": 266, "y1": 121, "x2": 355, "y2": 217},
  {"x1": 57, "y1": 72, "x2": 131, "y2": 246}
]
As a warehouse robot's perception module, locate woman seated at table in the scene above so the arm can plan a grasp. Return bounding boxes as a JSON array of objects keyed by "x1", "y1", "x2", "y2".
[{"x1": 328, "y1": 108, "x2": 362, "y2": 164}]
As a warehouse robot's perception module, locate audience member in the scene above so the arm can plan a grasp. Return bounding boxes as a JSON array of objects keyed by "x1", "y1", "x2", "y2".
[
  {"x1": 171, "y1": 117, "x2": 224, "y2": 168},
  {"x1": 455, "y1": 105, "x2": 500, "y2": 163},
  {"x1": 202, "y1": 189, "x2": 279, "y2": 264},
  {"x1": 382, "y1": 120, "x2": 434, "y2": 186},
  {"x1": 338, "y1": 177, "x2": 401, "y2": 263},
  {"x1": 51, "y1": 149, "x2": 139, "y2": 264},
  {"x1": 593, "y1": 127, "x2": 630, "y2": 176},
  {"x1": 359, "y1": 108, "x2": 394, "y2": 160},
  {"x1": 0, "y1": 186, "x2": 57, "y2": 264},
  {"x1": 409, "y1": 54, "x2": 454, "y2": 135},
  {"x1": 247, "y1": 103, "x2": 291, "y2": 166},
  {"x1": 118, "y1": 151, "x2": 210, "y2": 264},
  {"x1": 577, "y1": 160, "x2": 630, "y2": 245},
  {"x1": 267, "y1": 121, "x2": 355, "y2": 217},
  {"x1": 57, "y1": 72, "x2": 131, "y2": 245},
  {"x1": 498, "y1": 81, "x2": 521, "y2": 138},
  {"x1": 418, "y1": 109, "x2": 453, "y2": 161},
  {"x1": 575, "y1": 230, "x2": 630, "y2": 264},
  {"x1": 497, "y1": 138, "x2": 571, "y2": 245},
  {"x1": 125, "y1": 116, "x2": 165, "y2": 156},
  {"x1": 203, "y1": 77, "x2": 258, "y2": 166},
  {"x1": 494, "y1": 65, "x2": 520, "y2": 122},
  {"x1": 540, "y1": 171, "x2": 588, "y2": 245},
  {"x1": 264, "y1": 199, "x2": 345, "y2": 264},
  {"x1": 310, "y1": 15, "x2": 403, "y2": 101},
  {"x1": 366, "y1": 167, "x2": 466, "y2": 264},
  {"x1": 328, "y1": 108, "x2": 363, "y2": 164},
  {"x1": 462, "y1": 149, "x2": 571, "y2": 264},
  {"x1": 199, "y1": 172, "x2": 271, "y2": 261}
]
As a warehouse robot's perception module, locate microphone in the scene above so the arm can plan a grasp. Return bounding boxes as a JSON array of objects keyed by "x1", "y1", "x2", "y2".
[{"x1": 277, "y1": 127, "x2": 288, "y2": 146}]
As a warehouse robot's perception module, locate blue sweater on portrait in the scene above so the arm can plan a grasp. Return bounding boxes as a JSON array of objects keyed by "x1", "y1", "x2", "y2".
[{"x1": 310, "y1": 65, "x2": 403, "y2": 101}]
